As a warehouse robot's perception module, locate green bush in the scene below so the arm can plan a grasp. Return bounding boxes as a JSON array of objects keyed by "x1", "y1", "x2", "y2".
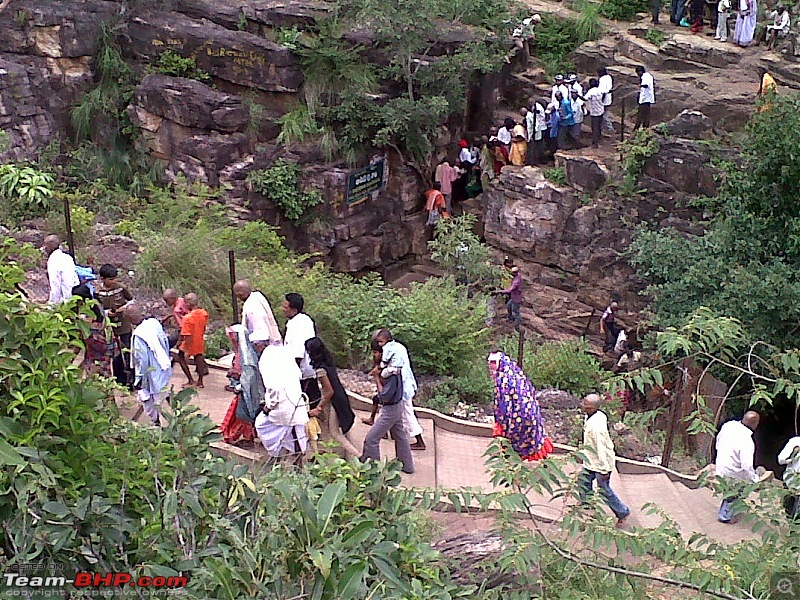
[
  {"x1": 428, "y1": 213, "x2": 504, "y2": 289},
  {"x1": 600, "y1": 0, "x2": 649, "y2": 20},
  {"x1": 543, "y1": 166, "x2": 566, "y2": 186},
  {"x1": 575, "y1": 0, "x2": 604, "y2": 42},
  {"x1": 253, "y1": 264, "x2": 490, "y2": 375},
  {"x1": 247, "y1": 159, "x2": 323, "y2": 222},
  {"x1": 0, "y1": 163, "x2": 55, "y2": 221},
  {"x1": 151, "y1": 49, "x2": 211, "y2": 81},
  {"x1": 214, "y1": 220, "x2": 291, "y2": 263},
  {"x1": 204, "y1": 326, "x2": 231, "y2": 360},
  {"x1": 45, "y1": 205, "x2": 96, "y2": 248},
  {"x1": 510, "y1": 338, "x2": 604, "y2": 396},
  {"x1": 424, "y1": 359, "x2": 494, "y2": 414},
  {"x1": 645, "y1": 28, "x2": 666, "y2": 46},
  {"x1": 529, "y1": 14, "x2": 585, "y2": 76}
]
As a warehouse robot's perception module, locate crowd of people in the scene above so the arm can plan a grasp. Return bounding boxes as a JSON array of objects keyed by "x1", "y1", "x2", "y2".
[
  {"x1": 42, "y1": 233, "x2": 800, "y2": 527},
  {"x1": 660, "y1": 0, "x2": 791, "y2": 49},
  {"x1": 425, "y1": 63, "x2": 661, "y2": 225}
]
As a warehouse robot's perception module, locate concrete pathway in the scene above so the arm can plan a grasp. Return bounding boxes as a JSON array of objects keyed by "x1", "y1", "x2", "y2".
[{"x1": 117, "y1": 366, "x2": 778, "y2": 546}]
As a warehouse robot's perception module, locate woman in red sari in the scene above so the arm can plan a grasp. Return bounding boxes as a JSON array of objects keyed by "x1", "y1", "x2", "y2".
[{"x1": 220, "y1": 324, "x2": 260, "y2": 446}]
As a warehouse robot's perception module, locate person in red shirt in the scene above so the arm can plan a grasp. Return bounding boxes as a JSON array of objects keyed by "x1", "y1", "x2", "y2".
[
  {"x1": 424, "y1": 183, "x2": 447, "y2": 226},
  {"x1": 161, "y1": 288, "x2": 193, "y2": 382},
  {"x1": 179, "y1": 293, "x2": 209, "y2": 388}
]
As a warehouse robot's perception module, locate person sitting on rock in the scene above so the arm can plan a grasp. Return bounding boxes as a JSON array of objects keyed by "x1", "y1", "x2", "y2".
[{"x1": 766, "y1": 4, "x2": 791, "y2": 48}]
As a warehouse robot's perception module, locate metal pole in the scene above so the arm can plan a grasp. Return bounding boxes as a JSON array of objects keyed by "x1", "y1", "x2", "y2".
[
  {"x1": 517, "y1": 328, "x2": 525, "y2": 367},
  {"x1": 620, "y1": 100, "x2": 626, "y2": 144},
  {"x1": 228, "y1": 250, "x2": 238, "y2": 324},
  {"x1": 63, "y1": 196, "x2": 75, "y2": 258}
]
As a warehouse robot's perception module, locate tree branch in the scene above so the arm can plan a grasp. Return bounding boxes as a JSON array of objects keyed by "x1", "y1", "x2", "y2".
[{"x1": 515, "y1": 486, "x2": 756, "y2": 600}]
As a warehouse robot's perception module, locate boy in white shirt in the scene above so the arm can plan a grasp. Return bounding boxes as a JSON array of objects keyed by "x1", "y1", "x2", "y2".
[{"x1": 715, "y1": 0, "x2": 732, "y2": 41}]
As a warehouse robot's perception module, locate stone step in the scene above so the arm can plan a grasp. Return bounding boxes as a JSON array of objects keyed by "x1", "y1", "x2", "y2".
[
  {"x1": 411, "y1": 262, "x2": 446, "y2": 278},
  {"x1": 392, "y1": 272, "x2": 430, "y2": 289}
]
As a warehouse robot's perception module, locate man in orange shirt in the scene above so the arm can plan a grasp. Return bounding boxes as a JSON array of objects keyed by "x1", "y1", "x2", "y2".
[{"x1": 180, "y1": 292, "x2": 209, "y2": 388}]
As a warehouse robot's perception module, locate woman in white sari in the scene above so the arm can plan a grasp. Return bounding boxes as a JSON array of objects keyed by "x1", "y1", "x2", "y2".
[
  {"x1": 254, "y1": 345, "x2": 309, "y2": 460},
  {"x1": 733, "y1": 0, "x2": 757, "y2": 46}
]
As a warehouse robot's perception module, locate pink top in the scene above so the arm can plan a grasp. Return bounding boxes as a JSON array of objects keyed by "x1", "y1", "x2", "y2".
[
  {"x1": 439, "y1": 164, "x2": 458, "y2": 195},
  {"x1": 173, "y1": 297, "x2": 189, "y2": 327}
]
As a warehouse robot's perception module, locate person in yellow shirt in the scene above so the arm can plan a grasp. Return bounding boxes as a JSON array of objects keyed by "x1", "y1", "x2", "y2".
[{"x1": 578, "y1": 394, "x2": 631, "y2": 526}]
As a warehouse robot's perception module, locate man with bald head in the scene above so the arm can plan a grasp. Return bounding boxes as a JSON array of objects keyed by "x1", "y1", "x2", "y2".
[
  {"x1": 578, "y1": 393, "x2": 630, "y2": 526},
  {"x1": 715, "y1": 410, "x2": 762, "y2": 523},
  {"x1": 179, "y1": 293, "x2": 209, "y2": 388},
  {"x1": 160, "y1": 288, "x2": 192, "y2": 382},
  {"x1": 233, "y1": 279, "x2": 281, "y2": 354},
  {"x1": 43, "y1": 234, "x2": 79, "y2": 304},
  {"x1": 127, "y1": 304, "x2": 171, "y2": 426}
]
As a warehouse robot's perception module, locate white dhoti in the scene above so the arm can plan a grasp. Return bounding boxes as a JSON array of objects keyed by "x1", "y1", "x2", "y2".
[
  {"x1": 402, "y1": 397, "x2": 423, "y2": 438},
  {"x1": 138, "y1": 389, "x2": 167, "y2": 425},
  {"x1": 255, "y1": 413, "x2": 308, "y2": 457}
]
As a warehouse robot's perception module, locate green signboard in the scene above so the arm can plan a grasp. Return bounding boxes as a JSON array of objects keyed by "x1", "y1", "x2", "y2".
[{"x1": 346, "y1": 158, "x2": 386, "y2": 206}]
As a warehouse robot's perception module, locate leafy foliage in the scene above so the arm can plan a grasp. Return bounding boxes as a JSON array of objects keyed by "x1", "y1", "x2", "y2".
[
  {"x1": 543, "y1": 166, "x2": 566, "y2": 186},
  {"x1": 0, "y1": 237, "x2": 477, "y2": 599},
  {"x1": 247, "y1": 159, "x2": 323, "y2": 222},
  {"x1": 151, "y1": 49, "x2": 211, "y2": 81},
  {"x1": 599, "y1": 0, "x2": 650, "y2": 20},
  {"x1": 0, "y1": 163, "x2": 55, "y2": 221},
  {"x1": 574, "y1": 0, "x2": 604, "y2": 44},
  {"x1": 525, "y1": 338, "x2": 605, "y2": 396},
  {"x1": 630, "y1": 95, "x2": 800, "y2": 347},
  {"x1": 620, "y1": 127, "x2": 660, "y2": 192},
  {"x1": 286, "y1": 0, "x2": 511, "y2": 168},
  {"x1": 645, "y1": 27, "x2": 666, "y2": 46},
  {"x1": 46, "y1": 204, "x2": 96, "y2": 249},
  {"x1": 529, "y1": 14, "x2": 586, "y2": 76},
  {"x1": 428, "y1": 213, "x2": 504, "y2": 289}
]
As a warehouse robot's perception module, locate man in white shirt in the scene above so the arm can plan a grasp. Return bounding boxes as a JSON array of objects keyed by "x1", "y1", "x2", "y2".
[
  {"x1": 714, "y1": 411, "x2": 760, "y2": 523},
  {"x1": 497, "y1": 118, "x2": 514, "y2": 150},
  {"x1": 282, "y1": 292, "x2": 320, "y2": 408},
  {"x1": 597, "y1": 67, "x2": 614, "y2": 133},
  {"x1": 530, "y1": 99, "x2": 549, "y2": 164},
  {"x1": 233, "y1": 279, "x2": 282, "y2": 353},
  {"x1": 766, "y1": 5, "x2": 791, "y2": 49},
  {"x1": 568, "y1": 73, "x2": 583, "y2": 97},
  {"x1": 778, "y1": 435, "x2": 800, "y2": 518},
  {"x1": 584, "y1": 78, "x2": 605, "y2": 148},
  {"x1": 375, "y1": 329, "x2": 426, "y2": 450},
  {"x1": 43, "y1": 235, "x2": 79, "y2": 305},
  {"x1": 579, "y1": 394, "x2": 631, "y2": 526},
  {"x1": 550, "y1": 74, "x2": 570, "y2": 107},
  {"x1": 570, "y1": 89, "x2": 586, "y2": 143},
  {"x1": 634, "y1": 65, "x2": 655, "y2": 130}
]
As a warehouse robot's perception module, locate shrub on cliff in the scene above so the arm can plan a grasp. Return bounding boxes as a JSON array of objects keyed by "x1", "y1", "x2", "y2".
[{"x1": 630, "y1": 93, "x2": 800, "y2": 348}]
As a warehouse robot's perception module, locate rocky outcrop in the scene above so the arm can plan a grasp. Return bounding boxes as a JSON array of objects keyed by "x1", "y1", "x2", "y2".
[
  {"x1": 126, "y1": 11, "x2": 304, "y2": 93},
  {"x1": 128, "y1": 75, "x2": 252, "y2": 184},
  {"x1": 482, "y1": 166, "x2": 645, "y2": 344},
  {"x1": 0, "y1": 0, "x2": 119, "y2": 158},
  {"x1": 642, "y1": 138, "x2": 724, "y2": 198},
  {"x1": 555, "y1": 152, "x2": 610, "y2": 194}
]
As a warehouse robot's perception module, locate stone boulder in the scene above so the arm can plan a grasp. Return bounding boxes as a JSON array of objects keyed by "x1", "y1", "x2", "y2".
[
  {"x1": 642, "y1": 139, "x2": 721, "y2": 197},
  {"x1": 660, "y1": 33, "x2": 745, "y2": 69},
  {"x1": 126, "y1": 11, "x2": 303, "y2": 93},
  {"x1": 0, "y1": 0, "x2": 119, "y2": 58},
  {"x1": 134, "y1": 75, "x2": 250, "y2": 132},
  {"x1": 555, "y1": 152, "x2": 610, "y2": 194},
  {"x1": 664, "y1": 110, "x2": 714, "y2": 139}
]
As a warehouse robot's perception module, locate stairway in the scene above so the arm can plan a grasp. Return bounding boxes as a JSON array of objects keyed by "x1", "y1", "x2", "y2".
[{"x1": 391, "y1": 257, "x2": 447, "y2": 289}]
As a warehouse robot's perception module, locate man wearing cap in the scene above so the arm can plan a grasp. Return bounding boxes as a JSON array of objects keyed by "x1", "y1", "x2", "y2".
[
  {"x1": 551, "y1": 75, "x2": 570, "y2": 106},
  {"x1": 493, "y1": 265, "x2": 523, "y2": 329},
  {"x1": 568, "y1": 73, "x2": 583, "y2": 96}
]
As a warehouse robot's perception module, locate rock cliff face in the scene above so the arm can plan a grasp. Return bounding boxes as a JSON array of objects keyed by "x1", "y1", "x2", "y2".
[{"x1": 481, "y1": 130, "x2": 720, "y2": 348}]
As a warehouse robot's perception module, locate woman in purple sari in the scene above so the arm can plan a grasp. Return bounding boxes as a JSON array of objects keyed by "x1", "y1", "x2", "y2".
[{"x1": 488, "y1": 352, "x2": 554, "y2": 461}]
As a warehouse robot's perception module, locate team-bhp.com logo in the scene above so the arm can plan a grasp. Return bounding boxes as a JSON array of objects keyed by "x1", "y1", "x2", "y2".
[{"x1": 4, "y1": 572, "x2": 187, "y2": 591}]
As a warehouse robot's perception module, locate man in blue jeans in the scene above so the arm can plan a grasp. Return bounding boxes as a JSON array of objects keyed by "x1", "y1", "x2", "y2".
[{"x1": 578, "y1": 394, "x2": 631, "y2": 527}]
